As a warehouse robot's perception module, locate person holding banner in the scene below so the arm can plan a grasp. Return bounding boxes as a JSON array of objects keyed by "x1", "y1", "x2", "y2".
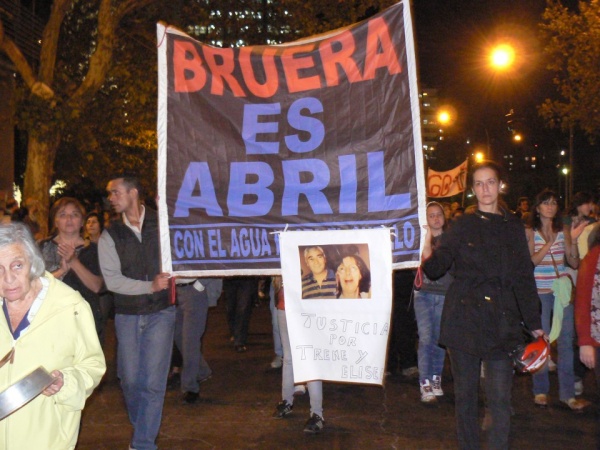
[
  {"x1": 422, "y1": 161, "x2": 543, "y2": 449},
  {"x1": 272, "y1": 277, "x2": 324, "y2": 434},
  {"x1": 415, "y1": 202, "x2": 451, "y2": 403},
  {"x1": 98, "y1": 175, "x2": 175, "y2": 450}
]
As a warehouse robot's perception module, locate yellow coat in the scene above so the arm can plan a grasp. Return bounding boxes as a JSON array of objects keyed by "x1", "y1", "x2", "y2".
[{"x1": 0, "y1": 273, "x2": 106, "y2": 449}]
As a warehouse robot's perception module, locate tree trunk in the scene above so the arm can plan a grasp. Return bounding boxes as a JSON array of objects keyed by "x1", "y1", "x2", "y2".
[{"x1": 23, "y1": 130, "x2": 61, "y2": 238}]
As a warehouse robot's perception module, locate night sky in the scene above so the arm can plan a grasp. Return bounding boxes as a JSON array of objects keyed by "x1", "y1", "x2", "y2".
[{"x1": 412, "y1": 0, "x2": 556, "y2": 149}]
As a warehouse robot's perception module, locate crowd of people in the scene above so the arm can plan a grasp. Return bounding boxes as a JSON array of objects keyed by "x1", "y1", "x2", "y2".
[{"x1": 1, "y1": 163, "x2": 600, "y2": 449}]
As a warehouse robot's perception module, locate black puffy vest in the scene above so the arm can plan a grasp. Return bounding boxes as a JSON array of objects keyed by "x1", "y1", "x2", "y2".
[{"x1": 106, "y1": 208, "x2": 169, "y2": 315}]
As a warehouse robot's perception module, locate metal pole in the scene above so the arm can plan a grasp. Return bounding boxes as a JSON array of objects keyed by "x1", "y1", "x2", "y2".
[{"x1": 568, "y1": 124, "x2": 574, "y2": 207}]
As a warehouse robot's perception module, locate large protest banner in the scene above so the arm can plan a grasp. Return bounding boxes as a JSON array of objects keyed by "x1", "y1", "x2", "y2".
[
  {"x1": 279, "y1": 228, "x2": 392, "y2": 385},
  {"x1": 157, "y1": 1, "x2": 425, "y2": 276}
]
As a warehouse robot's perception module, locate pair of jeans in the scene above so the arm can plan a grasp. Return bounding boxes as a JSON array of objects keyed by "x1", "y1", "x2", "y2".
[
  {"x1": 414, "y1": 290, "x2": 446, "y2": 383},
  {"x1": 115, "y1": 306, "x2": 176, "y2": 450},
  {"x1": 532, "y1": 292, "x2": 575, "y2": 401},
  {"x1": 270, "y1": 284, "x2": 283, "y2": 358},
  {"x1": 278, "y1": 309, "x2": 323, "y2": 418},
  {"x1": 449, "y1": 348, "x2": 514, "y2": 450},
  {"x1": 174, "y1": 285, "x2": 211, "y2": 393},
  {"x1": 224, "y1": 278, "x2": 257, "y2": 346}
]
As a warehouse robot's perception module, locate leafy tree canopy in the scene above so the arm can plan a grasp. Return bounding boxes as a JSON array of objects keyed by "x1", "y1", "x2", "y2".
[{"x1": 539, "y1": 0, "x2": 600, "y2": 141}]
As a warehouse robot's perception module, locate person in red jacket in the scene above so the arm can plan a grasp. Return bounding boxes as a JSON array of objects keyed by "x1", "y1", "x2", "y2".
[
  {"x1": 575, "y1": 223, "x2": 600, "y2": 447},
  {"x1": 575, "y1": 223, "x2": 600, "y2": 370}
]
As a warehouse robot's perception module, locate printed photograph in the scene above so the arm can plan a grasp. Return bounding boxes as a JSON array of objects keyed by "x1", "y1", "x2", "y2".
[{"x1": 299, "y1": 244, "x2": 371, "y2": 299}]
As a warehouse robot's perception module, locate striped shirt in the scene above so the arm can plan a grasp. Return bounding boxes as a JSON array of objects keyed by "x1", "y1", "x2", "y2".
[
  {"x1": 301, "y1": 269, "x2": 337, "y2": 299},
  {"x1": 533, "y1": 230, "x2": 566, "y2": 294}
]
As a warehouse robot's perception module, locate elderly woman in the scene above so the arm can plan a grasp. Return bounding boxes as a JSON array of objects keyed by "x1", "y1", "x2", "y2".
[
  {"x1": 0, "y1": 222, "x2": 105, "y2": 449},
  {"x1": 335, "y1": 254, "x2": 371, "y2": 299},
  {"x1": 39, "y1": 197, "x2": 104, "y2": 336}
]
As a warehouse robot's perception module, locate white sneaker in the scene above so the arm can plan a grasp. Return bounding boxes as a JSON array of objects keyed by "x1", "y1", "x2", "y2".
[
  {"x1": 432, "y1": 375, "x2": 444, "y2": 396},
  {"x1": 420, "y1": 379, "x2": 437, "y2": 403},
  {"x1": 270, "y1": 356, "x2": 283, "y2": 369}
]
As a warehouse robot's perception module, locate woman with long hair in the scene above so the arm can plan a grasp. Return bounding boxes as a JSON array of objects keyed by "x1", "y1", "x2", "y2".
[
  {"x1": 335, "y1": 254, "x2": 371, "y2": 299},
  {"x1": 422, "y1": 161, "x2": 543, "y2": 449},
  {"x1": 39, "y1": 197, "x2": 104, "y2": 336},
  {"x1": 415, "y1": 202, "x2": 451, "y2": 403},
  {"x1": 526, "y1": 189, "x2": 589, "y2": 410}
]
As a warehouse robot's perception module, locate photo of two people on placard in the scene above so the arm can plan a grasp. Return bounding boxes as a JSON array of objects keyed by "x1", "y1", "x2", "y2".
[{"x1": 299, "y1": 244, "x2": 372, "y2": 300}]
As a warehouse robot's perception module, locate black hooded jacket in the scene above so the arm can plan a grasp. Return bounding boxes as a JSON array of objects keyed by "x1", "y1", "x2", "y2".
[{"x1": 423, "y1": 209, "x2": 542, "y2": 359}]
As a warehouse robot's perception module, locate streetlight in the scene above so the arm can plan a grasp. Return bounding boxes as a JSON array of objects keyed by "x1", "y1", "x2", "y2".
[
  {"x1": 436, "y1": 105, "x2": 457, "y2": 127},
  {"x1": 489, "y1": 44, "x2": 516, "y2": 71},
  {"x1": 437, "y1": 111, "x2": 451, "y2": 126}
]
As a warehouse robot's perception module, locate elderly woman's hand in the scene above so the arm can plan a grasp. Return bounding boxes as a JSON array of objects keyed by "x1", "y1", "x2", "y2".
[{"x1": 42, "y1": 370, "x2": 64, "y2": 397}]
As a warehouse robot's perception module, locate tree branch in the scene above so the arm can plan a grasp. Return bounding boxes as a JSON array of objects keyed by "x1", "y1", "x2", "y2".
[
  {"x1": 68, "y1": 0, "x2": 157, "y2": 111},
  {"x1": 0, "y1": 18, "x2": 37, "y2": 88},
  {"x1": 39, "y1": 0, "x2": 72, "y2": 85},
  {"x1": 116, "y1": 0, "x2": 160, "y2": 21}
]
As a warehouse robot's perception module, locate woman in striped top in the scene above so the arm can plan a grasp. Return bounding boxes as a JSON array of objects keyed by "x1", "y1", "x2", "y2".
[{"x1": 525, "y1": 189, "x2": 589, "y2": 410}]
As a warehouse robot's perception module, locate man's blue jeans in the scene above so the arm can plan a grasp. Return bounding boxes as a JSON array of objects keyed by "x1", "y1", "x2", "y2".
[
  {"x1": 115, "y1": 306, "x2": 176, "y2": 450},
  {"x1": 414, "y1": 290, "x2": 446, "y2": 383},
  {"x1": 175, "y1": 285, "x2": 212, "y2": 393},
  {"x1": 449, "y1": 348, "x2": 514, "y2": 450},
  {"x1": 532, "y1": 292, "x2": 575, "y2": 401}
]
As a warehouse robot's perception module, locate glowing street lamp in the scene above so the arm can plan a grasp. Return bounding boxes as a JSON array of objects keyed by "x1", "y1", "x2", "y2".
[
  {"x1": 474, "y1": 151, "x2": 485, "y2": 163},
  {"x1": 437, "y1": 110, "x2": 451, "y2": 125},
  {"x1": 513, "y1": 133, "x2": 522, "y2": 142},
  {"x1": 490, "y1": 44, "x2": 516, "y2": 71}
]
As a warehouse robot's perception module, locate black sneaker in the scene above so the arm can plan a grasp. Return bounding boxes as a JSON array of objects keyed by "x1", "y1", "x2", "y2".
[
  {"x1": 182, "y1": 391, "x2": 199, "y2": 405},
  {"x1": 303, "y1": 413, "x2": 324, "y2": 434},
  {"x1": 272, "y1": 400, "x2": 293, "y2": 419}
]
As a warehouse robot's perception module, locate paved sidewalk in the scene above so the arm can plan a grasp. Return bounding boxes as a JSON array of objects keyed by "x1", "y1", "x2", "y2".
[{"x1": 77, "y1": 300, "x2": 598, "y2": 449}]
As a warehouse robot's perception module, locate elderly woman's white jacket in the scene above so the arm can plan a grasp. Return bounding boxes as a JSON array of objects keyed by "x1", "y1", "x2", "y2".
[{"x1": 0, "y1": 272, "x2": 106, "y2": 450}]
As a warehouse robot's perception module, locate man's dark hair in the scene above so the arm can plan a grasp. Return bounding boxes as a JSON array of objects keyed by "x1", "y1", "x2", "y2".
[{"x1": 115, "y1": 174, "x2": 144, "y2": 199}]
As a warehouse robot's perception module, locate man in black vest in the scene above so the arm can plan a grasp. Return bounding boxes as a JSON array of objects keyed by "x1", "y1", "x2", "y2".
[{"x1": 98, "y1": 175, "x2": 175, "y2": 450}]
